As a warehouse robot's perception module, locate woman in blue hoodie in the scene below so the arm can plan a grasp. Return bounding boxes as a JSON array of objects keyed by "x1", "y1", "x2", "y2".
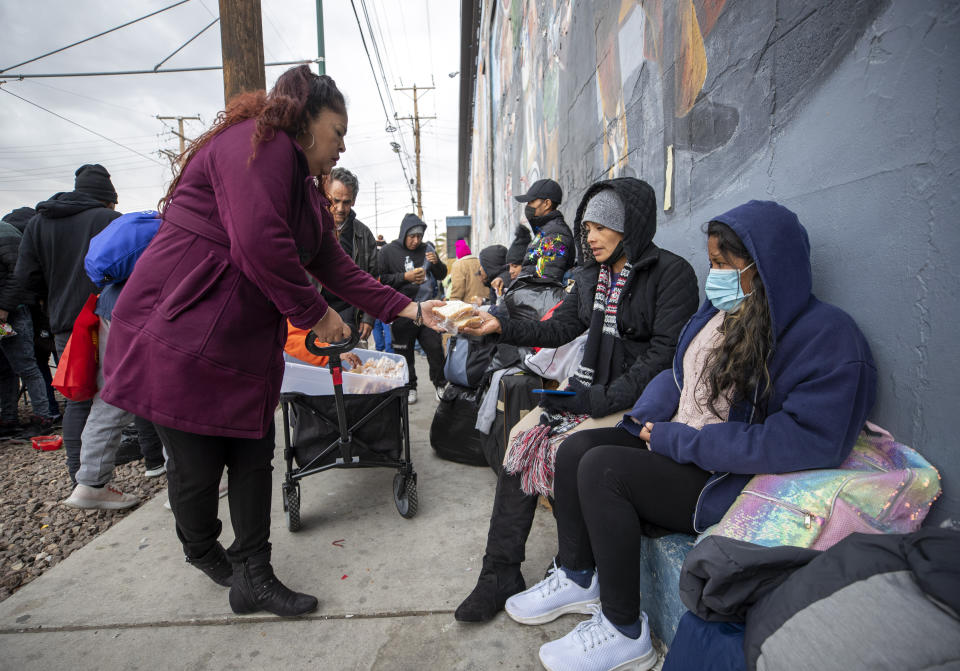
[{"x1": 503, "y1": 201, "x2": 877, "y2": 671}]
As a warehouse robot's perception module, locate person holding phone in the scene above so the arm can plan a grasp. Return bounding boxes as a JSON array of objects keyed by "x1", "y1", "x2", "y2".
[
  {"x1": 453, "y1": 178, "x2": 699, "y2": 623},
  {"x1": 513, "y1": 201, "x2": 877, "y2": 671}
]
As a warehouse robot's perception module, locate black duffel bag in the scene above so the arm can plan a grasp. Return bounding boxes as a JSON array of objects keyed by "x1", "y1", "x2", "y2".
[
  {"x1": 429, "y1": 384, "x2": 488, "y2": 466},
  {"x1": 481, "y1": 371, "x2": 544, "y2": 474}
]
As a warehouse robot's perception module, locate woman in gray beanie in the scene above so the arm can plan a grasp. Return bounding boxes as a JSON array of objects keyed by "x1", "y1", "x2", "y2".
[{"x1": 454, "y1": 178, "x2": 699, "y2": 623}]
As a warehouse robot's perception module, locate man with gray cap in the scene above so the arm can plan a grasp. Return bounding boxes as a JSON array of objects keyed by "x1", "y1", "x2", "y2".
[
  {"x1": 15, "y1": 163, "x2": 121, "y2": 483},
  {"x1": 511, "y1": 178, "x2": 575, "y2": 284}
]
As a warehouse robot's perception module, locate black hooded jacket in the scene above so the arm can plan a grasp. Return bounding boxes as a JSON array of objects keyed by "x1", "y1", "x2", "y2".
[
  {"x1": 15, "y1": 191, "x2": 120, "y2": 334},
  {"x1": 378, "y1": 213, "x2": 447, "y2": 300},
  {"x1": 516, "y1": 209, "x2": 575, "y2": 284},
  {"x1": 1, "y1": 206, "x2": 37, "y2": 233},
  {"x1": 498, "y1": 177, "x2": 699, "y2": 417}
]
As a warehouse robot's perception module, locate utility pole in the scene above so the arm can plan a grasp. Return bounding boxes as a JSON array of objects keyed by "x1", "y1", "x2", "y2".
[
  {"x1": 395, "y1": 84, "x2": 435, "y2": 219},
  {"x1": 374, "y1": 182, "x2": 379, "y2": 235},
  {"x1": 316, "y1": 0, "x2": 326, "y2": 75},
  {"x1": 156, "y1": 115, "x2": 201, "y2": 155},
  {"x1": 219, "y1": 0, "x2": 265, "y2": 103}
]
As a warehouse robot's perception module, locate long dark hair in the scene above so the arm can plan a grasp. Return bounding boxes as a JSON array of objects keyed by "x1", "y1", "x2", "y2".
[
  {"x1": 160, "y1": 65, "x2": 346, "y2": 212},
  {"x1": 703, "y1": 221, "x2": 774, "y2": 417}
]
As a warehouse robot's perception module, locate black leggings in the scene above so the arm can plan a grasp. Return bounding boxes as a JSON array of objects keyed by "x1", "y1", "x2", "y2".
[
  {"x1": 155, "y1": 422, "x2": 276, "y2": 563},
  {"x1": 553, "y1": 427, "x2": 711, "y2": 626}
]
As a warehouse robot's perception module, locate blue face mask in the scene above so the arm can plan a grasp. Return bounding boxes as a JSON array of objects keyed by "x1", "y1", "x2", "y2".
[{"x1": 705, "y1": 262, "x2": 755, "y2": 312}]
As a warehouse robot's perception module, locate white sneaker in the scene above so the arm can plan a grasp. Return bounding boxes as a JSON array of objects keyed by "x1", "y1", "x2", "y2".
[
  {"x1": 64, "y1": 484, "x2": 138, "y2": 510},
  {"x1": 144, "y1": 463, "x2": 166, "y2": 478},
  {"x1": 539, "y1": 606, "x2": 657, "y2": 671},
  {"x1": 408, "y1": 389, "x2": 418, "y2": 404},
  {"x1": 505, "y1": 562, "x2": 600, "y2": 625}
]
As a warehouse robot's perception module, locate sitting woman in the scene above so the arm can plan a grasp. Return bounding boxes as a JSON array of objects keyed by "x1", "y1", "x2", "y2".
[
  {"x1": 455, "y1": 177, "x2": 700, "y2": 622},
  {"x1": 503, "y1": 200, "x2": 877, "y2": 671}
]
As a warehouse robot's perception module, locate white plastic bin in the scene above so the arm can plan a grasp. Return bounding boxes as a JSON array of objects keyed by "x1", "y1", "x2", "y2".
[{"x1": 281, "y1": 349, "x2": 408, "y2": 396}]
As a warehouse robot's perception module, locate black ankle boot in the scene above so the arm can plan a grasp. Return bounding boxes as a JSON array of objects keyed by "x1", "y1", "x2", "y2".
[
  {"x1": 454, "y1": 561, "x2": 525, "y2": 622},
  {"x1": 186, "y1": 542, "x2": 233, "y2": 587},
  {"x1": 228, "y1": 549, "x2": 318, "y2": 616}
]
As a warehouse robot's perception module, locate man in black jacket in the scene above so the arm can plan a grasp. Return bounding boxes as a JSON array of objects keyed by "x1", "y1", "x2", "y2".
[
  {"x1": 512, "y1": 178, "x2": 575, "y2": 284},
  {"x1": 0, "y1": 217, "x2": 57, "y2": 434},
  {"x1": 1, "y1": 206, "x2": 59, "y2": 424},
  {"x1": 324, "y1": 167, "x2": 379, "y2": 344},
  {"x1": 15, "y1": 164, "x2": 121, "y2": 482},
  {"x1": 378, "y1": 213, "x2": 447, "y2": 404}
]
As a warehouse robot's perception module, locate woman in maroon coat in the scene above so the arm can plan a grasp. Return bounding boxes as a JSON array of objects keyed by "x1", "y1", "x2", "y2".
[{"x1": 101, "y1": 66, "x2": 442, "y2": 616}]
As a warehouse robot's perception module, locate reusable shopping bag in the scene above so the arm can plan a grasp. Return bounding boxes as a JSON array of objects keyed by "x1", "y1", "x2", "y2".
[
  {"x1": 51, "y1": 294, "x2": 100, "y2": 401},
  {"x1": 702, "y1": 422, "x2": 941, "y2": 551}
]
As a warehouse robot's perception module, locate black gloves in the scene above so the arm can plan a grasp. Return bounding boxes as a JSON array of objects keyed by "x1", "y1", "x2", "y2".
[{"x1": 540, "y1": 378, "x2": 593, "y2": 416}]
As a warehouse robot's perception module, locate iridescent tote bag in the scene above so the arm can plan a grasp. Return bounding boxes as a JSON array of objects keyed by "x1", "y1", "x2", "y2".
[{"x1": 703, "y1": 422, "x2": 941, "y2": 550}]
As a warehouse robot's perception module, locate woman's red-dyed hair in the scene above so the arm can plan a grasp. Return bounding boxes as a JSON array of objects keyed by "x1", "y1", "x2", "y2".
[{"x1": 159, "y1": 64, "x2": 346, "y2": 211}]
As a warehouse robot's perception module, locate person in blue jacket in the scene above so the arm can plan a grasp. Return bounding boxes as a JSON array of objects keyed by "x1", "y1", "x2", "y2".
[{"x1": 501, "y1": 200, "x2": 877, "y2": 671}]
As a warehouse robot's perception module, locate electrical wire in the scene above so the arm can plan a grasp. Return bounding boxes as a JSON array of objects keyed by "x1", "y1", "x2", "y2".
[
  {"x1": 1, "y1": 0, "x2": 191, "y2": 73},
  {"x1": 0, "y1": 87, "x2": 164, "y2": 166},
  {"x1": 348, "y1": 0, "x2": 417, "y2": 205}
]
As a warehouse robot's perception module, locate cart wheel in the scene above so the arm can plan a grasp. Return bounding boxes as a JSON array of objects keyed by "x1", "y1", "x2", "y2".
[
  {"x1": 284, "y1": 485, "x2": 302, "y2": 532},
  {"x1": 393, "y1": 473, "x2": 418, "y2": 519}
]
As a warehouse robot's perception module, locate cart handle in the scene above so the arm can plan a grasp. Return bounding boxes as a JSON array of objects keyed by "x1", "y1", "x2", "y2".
[{"x1": 304, "y1": 326, "x2": 360, "y2": 357}]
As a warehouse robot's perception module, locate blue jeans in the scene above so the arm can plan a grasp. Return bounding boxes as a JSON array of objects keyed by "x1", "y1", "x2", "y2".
[
  {"x1": 372, "y1": 319, "x2": 393, "y2": 353},
  {"x1": 55, "y1": 331, "x2": 93, "y2": 483},
  {"x1": 0, "y1": 305, "x2": 55, "y2": 422}
]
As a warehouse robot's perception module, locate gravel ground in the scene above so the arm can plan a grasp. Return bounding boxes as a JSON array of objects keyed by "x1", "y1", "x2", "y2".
[{"x1": 0, "y1": 430, "x2": 168, "y2": 603}]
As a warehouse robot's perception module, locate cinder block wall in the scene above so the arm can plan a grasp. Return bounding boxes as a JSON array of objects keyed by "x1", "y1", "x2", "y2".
[{"x1": 467, "y1": 0, "x2": 959, "y2": 526}]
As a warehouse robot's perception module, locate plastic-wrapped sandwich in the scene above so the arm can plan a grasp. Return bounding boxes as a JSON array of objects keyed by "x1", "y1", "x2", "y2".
[{"x1": 432, "y1": 300, "x2": 483, "y2": 333}]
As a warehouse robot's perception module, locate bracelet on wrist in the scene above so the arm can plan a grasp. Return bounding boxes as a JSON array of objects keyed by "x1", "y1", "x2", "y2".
[{"x1": 413, "y1": 302, "x2": 423, "y2": 326}]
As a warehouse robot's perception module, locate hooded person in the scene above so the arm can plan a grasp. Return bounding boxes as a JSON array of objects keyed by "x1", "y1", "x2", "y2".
[
  {"x1": 1, "y1": 206, "x2": 37, "y2": 233},
  {"x1": 506, "y1": 201, "x2": 878, "y2": 671},
  {"x1": 14, "y1": 163, "x2": 121, "y2": 483},
  {"x1": 454, "y1": 177, "x2": 700, "y2": 623},
  {"x1": 378, "y1": 213, "x2": 448, "y2": 403},
  {"x1": 478, "y1": 244, "x2": 510, "y2": 304},
  {"x1": 448, "y1": 239, "x2": 487, "y2": 304}
]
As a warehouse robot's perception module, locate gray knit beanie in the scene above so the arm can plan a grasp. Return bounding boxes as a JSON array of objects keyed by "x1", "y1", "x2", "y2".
[{"x1": 582, "y1": 188, "x2": 624, "y2": 233}]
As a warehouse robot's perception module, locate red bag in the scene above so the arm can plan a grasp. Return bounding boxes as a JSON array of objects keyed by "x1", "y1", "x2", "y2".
[{"x1": 52, "y1": 294, "x2": 100, "y2": 401}]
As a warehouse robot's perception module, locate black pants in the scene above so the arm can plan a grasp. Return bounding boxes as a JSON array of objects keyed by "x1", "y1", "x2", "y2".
[
  {"x1": 391, "y1": 317, "x2": 446, "y2": 390},
  {"x1": 155, "y1": 422, "x2": 276, "y2": 563},
  {"x1": 553, "y1": 428, "x2": 711, "y2": 626}
]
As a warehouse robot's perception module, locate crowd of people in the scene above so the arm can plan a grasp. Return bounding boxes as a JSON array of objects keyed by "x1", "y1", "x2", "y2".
[{"x1": 1, "y1": 64, "x2": 885, "y2": 671}]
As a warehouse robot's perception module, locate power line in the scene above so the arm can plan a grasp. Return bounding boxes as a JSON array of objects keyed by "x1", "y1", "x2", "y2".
[
  {"x1": 0, "y1": 86, "x2": 164, "y2": 166},
  {"x1": 0, "y1": 0, "x2": 192, "y2": 73},
  {"x1": 154, "y1": 17, "x2": 220, "y2": 71},
  {"x1": 2, "y1": 58, "x2": 321, "y2": 79},
  {"x1": 348, "y1": 0, "x2": 416, "y2": 206}
]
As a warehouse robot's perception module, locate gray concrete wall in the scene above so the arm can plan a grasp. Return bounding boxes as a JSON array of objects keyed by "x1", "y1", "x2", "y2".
[{"x1": 467, "y1": 0, "x2": 960, "y2": 525}]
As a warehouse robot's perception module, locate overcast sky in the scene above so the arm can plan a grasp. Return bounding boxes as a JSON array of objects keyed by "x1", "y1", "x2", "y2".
[{"x1": 0, "y1": 0, "x2": 462, "y2": 242}]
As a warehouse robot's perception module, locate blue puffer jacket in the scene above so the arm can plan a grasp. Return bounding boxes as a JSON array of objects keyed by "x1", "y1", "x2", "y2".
[{"x1": 623, "y1": 200, "x2": 877, "y2": 532}]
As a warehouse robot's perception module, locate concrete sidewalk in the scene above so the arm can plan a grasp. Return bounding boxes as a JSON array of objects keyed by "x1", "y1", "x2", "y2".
[{"x1": 0, "y1": 355, "x2": 636, "y2": 670}]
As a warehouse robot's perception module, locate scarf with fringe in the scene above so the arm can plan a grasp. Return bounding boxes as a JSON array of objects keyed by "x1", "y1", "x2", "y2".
[{"x1": 505, "y1": 262, "x2": 632, "y2": 496}]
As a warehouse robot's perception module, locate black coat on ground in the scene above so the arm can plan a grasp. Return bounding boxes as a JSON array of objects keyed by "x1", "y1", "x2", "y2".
[
  {"x1": 14, "y1": 191, "x2": 120, "y2": 334},
  {"x1": 498, "y1": 177, "x2": 699, "y2": 418}
]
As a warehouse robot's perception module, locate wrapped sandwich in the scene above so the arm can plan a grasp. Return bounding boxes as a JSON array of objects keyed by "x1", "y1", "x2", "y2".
[{"x1": 432, "y1": 300, "x2": 483, "y2": 333}]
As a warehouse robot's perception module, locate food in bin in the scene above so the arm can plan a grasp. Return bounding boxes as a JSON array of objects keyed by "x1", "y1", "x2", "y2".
[
  {"x1": 432, "y1": 300, "x2": 483, "y2": 333},
  {"x1": 349, "y1": 356, "x2": 406, "y2": 379}
]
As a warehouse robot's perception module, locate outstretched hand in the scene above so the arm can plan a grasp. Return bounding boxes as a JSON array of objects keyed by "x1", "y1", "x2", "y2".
[
  {"x1": 418, "y1": 299, "x2": 447, "y2": 332},
  {"x1": 459, "y1": 311, "x2": 501, "y2": 337}
]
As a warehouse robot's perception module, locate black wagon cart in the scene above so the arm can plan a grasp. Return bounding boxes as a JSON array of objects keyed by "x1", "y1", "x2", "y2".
[{"x1": 279, "y1": 330, "x2": 417, "y2": 531}]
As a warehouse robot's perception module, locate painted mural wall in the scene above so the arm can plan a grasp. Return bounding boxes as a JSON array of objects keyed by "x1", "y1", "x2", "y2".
[{"x1": 467, "y1": 0, "x2": 960, "y2": 525}]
